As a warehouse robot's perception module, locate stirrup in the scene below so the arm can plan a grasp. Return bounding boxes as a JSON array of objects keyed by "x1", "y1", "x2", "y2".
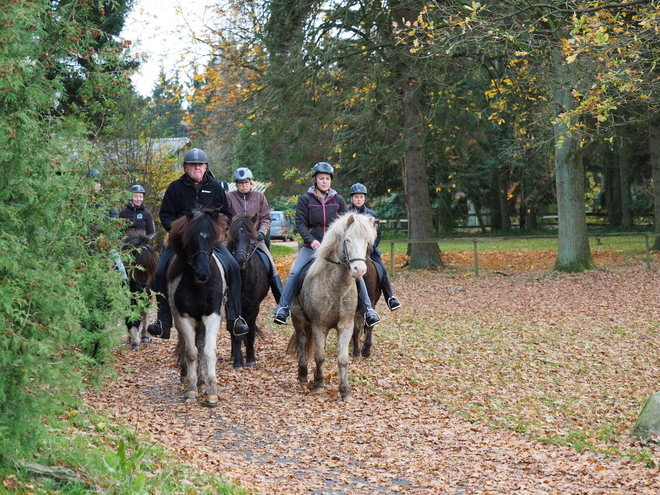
[
  {"x1": 147, "y1": 320, "x2": 171, "y2": 339},
  {"x1": 387, "y1": 297, "x2": 402, "y2": 311},
  {"x1": 232, "y1": 317, "x2": 249, "y2": 336},
  {"x1": 273, "y1": 306, "x2": 289, "y2": 325},
  {"x1": 364, "y1": 310, "x2": 381, "y2": 328}
]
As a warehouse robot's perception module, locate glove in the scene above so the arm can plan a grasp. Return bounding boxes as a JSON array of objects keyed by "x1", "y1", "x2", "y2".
[{"x1": 257, "y1": 232, "x2": 266, "y2": 242}]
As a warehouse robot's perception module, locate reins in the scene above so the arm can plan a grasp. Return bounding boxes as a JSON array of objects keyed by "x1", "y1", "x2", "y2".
[
  {"x1": 232, "y1": 241, "x2": 259, "y2": 268},
  {"x1": 324, "y1": 239, "x2": 366, "y2": 267}
]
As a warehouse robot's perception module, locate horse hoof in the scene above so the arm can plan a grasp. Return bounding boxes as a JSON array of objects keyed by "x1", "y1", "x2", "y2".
[
  {"x1": 140, "y1": 337, "x2": 150, "y2": 343},
  {"x1": 233, "y1": 364, "x2": 244, "y2": 372},
  {"x1": 361, "y1": 348, "x2": 372, "y2": 358},
  {"x1": 341, "y1": 393, "x2": 353, "y2": 401},
  {"x1": 184, "y1": 390, "x2": 198, "y2": 399},
  {"x1": 131, "y1": 344, "x2": 140, "y2": 351},
  {"x1": 246, "y1": 360, "x2": 256, "y2": 367},
  {"x1": 205, "y1": 395, "x2": 219, "y2": 406}
]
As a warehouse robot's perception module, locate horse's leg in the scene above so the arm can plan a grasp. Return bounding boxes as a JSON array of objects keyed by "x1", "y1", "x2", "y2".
[
  {"x1": 294, "y1": 320, "x2": 309, "y2": 384},
  {"x1": 351, "y1": 314, "x2": 363, "y2": 358},
  {"x1": 230, "y1": 332, "x2": 244, "y2": 371},
  {"x1": 245, "y1": 313, "x2": 258, "y2": 367},
  {"x1": 362, "y1": 321, "x2": 374, "y2": 358},
  {"x1": 128, "y1": 318, "x2": 140, "y2": 350},
  {"x1": 201, "y1": 313, "x2": 221, "y2": 405},
  {"x1": 337, "y1": 323, "x2": 354, "y2": 401},
  {"x1": 311, "y1": 326, "x2": 327, "y2": 393},
  {"x1": 177, "y1": 317, "x2": 199, "y2": 399},
  {"x1": 139, "y1": 307, "x2": 150, "y2": 344},
  {"x1": 196, "y1": 323, "x2": 208, "y2": 395}
]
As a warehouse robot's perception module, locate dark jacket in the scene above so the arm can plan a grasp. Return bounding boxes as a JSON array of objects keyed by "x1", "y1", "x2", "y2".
[
  {"x1": 347, "y1": 204, "x2": 381, "y2": 248},
  {"x1": 119, "y1": 202, "x2": 156, "y2": 239},
  {"x1": 295, "y1": 186, "x2": 346, "y2": 247},
  {"x1": 159, "y1": 173, "x2": 233, "y2": 232}
]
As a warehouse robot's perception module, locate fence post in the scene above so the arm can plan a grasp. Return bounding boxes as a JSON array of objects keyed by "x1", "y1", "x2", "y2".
[
  {"x1": 646, "y1": 234, "x2": 651, "y2": 270},
  {"x1": 390, "y1": 241, "x2": 395, "y2": 274},
  {"x1": 473, "y1": 239, "x2": 479, "y2": 276}
]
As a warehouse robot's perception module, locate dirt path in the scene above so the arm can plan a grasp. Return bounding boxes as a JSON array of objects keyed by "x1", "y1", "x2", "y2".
[{"x1": 86, "y1": 262, "x2": 660, "y2": 494}]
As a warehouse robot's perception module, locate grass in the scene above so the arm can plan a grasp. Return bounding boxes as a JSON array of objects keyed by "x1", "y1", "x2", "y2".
[
  {"x1": 380, "y1": 233, "x2": 650, "y2": 255},
  {"x1": 0, "y1": 407, "x2": 248, "y2": 495},
  {"x1": 269, "y1": 242, "x2": 297, "y2": 257}
]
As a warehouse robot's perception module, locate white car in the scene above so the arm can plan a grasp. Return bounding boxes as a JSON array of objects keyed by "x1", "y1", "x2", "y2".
[{"x1": 270, "y1": 211, "x2": 295, "y2": 241}]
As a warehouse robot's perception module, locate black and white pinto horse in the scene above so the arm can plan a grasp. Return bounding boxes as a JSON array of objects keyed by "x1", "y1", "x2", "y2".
[
  {"x1": 225, "y1": 214, "x2": 269, "y2": 371},
  {"x1": 121, "y1": 231, "x2": 158, "y2": 350},
  {"x1": 167, "y1": 208, "x2": 227, "y2": 405}
]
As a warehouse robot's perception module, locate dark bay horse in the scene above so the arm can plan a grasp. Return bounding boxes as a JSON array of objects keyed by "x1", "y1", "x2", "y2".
[
  {"x1": 121, "y1": 231, "x2": 158, "y2": 350},
  {"x1": 286, "y1": 213, "x2": 378, "y2": 401},
  {"x1": 225, "y1": 214, "x2": 269, "y2": 371},
  {"x1": 351, "y1": 256, "x2": 382, "y2": 358},
  {"x1": 167, "y1": 208, "x2": 227, "y2": 405}
]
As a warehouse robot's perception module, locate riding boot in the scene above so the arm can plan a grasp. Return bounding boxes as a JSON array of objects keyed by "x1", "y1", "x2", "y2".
[
  {"x1": 147, "y1": 291, "x2": 172, "y2": 339},
  {"x1": 357, "y1": 277, "x2": 380, "y2": 327},
  {"x1": 215, "y1": 244, "x2": 249, "y2": 336},
  {"x1": 147, "y1": 247, "x2": 174, "y2": 339},
  {"x1": 273, "y1": 275, "x2": 296, "y2": 325},
  {"x1": 381, "y1": 272, "x2": 402, "y2": 311},
  {"x1": 270, "y1": 274, "x2": 284, "y2": 305}
]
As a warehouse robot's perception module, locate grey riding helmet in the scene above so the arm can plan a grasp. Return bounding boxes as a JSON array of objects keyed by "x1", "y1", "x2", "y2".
[
  {"x1": 87, "y1": 169, "x2": 101, "y2": 181},
  {"x1": 182, "y1": 148, "x2": 208, "y2": 166},
  {"x1": 311, "y1": 162, "x2": 334, "y2": 178},
  {"x1": 233, "y1": 167, "x2": 253, "y2": 182},
  {"x1": 349, "y1": 183, "x2": 367, "y2": 196},
  {"x1": 130, "y1": 184, "x2": 146, "y2": 194}
]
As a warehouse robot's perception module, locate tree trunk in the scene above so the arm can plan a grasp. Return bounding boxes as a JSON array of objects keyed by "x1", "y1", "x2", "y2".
[
  {"x1": 603, "y1": 143, "x2": 622, "y2": 227},
  {"x1": 618, "y1": 134, "x2": 633, "y2": 228},
  {"x1": 399, "y1": 64, "x2": 443, "y2": 268},
  {"x1": 551, "y1": 40, "x2": 594, "y2": 272},
  {"x1": 498, "y1": 173, "x2": 511, "y2": 231},
  {"x1": 490, "y1": 166, "x2": 502, "y2": 230},
  {"x1": 650, "y1": 118, "x2": 660, "y2": 250},
  {"x1": 435, "y1": 190, "x2": 454, "y2": 235}
]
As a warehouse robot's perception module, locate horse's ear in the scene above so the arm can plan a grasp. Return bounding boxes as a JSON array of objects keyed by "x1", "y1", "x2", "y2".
[
  {"x1": 210, "y1": 209, "x2": 220, "y2": 221},
  {"x1": 346, "y1": 213, "x2": 355, "y2": 226},
  {"x1": 185, "y1": 209, "x2": 194, "y2": 220},
  {"x1": 251, "y1": 213, "x2": 259, "y2": 225}
]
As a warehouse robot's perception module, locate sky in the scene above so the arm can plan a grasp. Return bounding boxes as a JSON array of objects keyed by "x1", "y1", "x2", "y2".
[{"x1": 121, "y1": 0, "x2": 213, "y2": 97}]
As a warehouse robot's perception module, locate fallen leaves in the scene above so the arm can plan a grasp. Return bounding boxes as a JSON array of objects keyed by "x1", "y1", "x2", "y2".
[{"x1": 83, "y1": 249, "x2": 660, "y2": 494}]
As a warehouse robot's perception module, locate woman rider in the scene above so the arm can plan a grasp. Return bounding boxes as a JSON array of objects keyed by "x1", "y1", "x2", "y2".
[
  {"x1": 347, "y1": 183, "x2": 401, "y2": 311},
  {"x1": 272, "y1": 162, "x2": 380, "y2": 327}
]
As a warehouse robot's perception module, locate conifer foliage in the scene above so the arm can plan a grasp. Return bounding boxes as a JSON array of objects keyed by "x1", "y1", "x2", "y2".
[{"x1": 0, "y1": 0, "x2": 133, "y2": 459}]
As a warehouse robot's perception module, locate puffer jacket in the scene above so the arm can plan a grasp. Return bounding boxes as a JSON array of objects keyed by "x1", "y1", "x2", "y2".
[{"x1": 295, "y1": 187, "x2": 346, "y2": 247}]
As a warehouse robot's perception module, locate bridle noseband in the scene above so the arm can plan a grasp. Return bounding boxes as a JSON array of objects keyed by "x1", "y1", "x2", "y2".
[
  {"x1": 188, "y1": 250, "x2": 211, "y2": 266},
  {"x1": 325, "y1": 239, "x2": 366, "y2": 268}
]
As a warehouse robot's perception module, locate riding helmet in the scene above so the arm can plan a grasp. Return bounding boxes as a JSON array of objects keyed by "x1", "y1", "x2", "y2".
[
  {"x1": 182, "y1": 148, "x2": 208, "y2": 166},
  {"x1": 311, "y1": 162, "x2": 334, "y2": 178},
  {"x1": 349, "y1": 183, "x2": 368, "y2": 196},
  {"x1": 130, "y1": 184, "x2": 146, "y2": 194},
  {"x1": 87, "y1": 169, "x2": 101, "y2": 181},
  {"x1": 233, "y1": 167, "x2": 253, "y2": 182}
]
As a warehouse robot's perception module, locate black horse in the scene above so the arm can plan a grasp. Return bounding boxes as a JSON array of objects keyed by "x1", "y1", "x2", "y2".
[
  {"x1": 167, "y1": 208, "x2": 227, "y2": 405},
  {"x1": 121, "y1": 231, "x2": 158, "y2": 350},
  {"x1": 225, "y1": 214, "x2": 269, "y2": 370}
]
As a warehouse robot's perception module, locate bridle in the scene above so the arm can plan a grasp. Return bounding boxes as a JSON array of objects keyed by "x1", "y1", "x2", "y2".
[
  {"x1": 188, "y1": 250, "x2": 211, "y2": 266},
  {"x1": 232, "y1": 242, "x2": 259, "y2": 268},
  {"x1": 324, "y1": 239, "x2": 366, "y2": 268}
]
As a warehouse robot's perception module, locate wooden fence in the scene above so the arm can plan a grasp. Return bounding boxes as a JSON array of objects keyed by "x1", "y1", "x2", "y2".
[{"x1": 382, "y1": 232, "x2": 660, "y2": 275}]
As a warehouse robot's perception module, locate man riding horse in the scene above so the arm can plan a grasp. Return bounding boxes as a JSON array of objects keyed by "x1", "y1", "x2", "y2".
[{"x1": 148, "y1": 148, "x2": 249, "y2": 339}]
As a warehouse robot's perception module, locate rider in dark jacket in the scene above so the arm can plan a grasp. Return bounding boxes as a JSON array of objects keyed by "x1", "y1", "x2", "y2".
[
  {"x1": 147, "y1": 148, "x2": 249, "y2": 339},
  {"x1": 119, "y1": 184, "x2": 156, "y2": 240},
  {"x1": 272, "y1": 162, "x2": 380, "y2": 327},
  {"x1": 347, "y1": 183, "x2": 401, "y2": 311}
]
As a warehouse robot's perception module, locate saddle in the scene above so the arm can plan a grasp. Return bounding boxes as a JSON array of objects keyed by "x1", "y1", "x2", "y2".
[{"x1": 294, "y1": 259, "x2": 315, "y2": 297}]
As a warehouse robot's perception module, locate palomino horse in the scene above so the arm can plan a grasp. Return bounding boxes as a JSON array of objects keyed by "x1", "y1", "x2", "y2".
[
  {"x1": 121, "y1": 231, "x2": 158, "y2": 350},
  {"x1": 167, "y1": 208, "x2": 227, "y2": 405},
  {"x1": 286, "y1": 212, "x2": 378, "y2": 401},
  {"x1": 351, "y1": 256, "x2": 382, "y2": 358},
  {"x1": 226, "y1": 214, "x2": 269, "y2": 370}
]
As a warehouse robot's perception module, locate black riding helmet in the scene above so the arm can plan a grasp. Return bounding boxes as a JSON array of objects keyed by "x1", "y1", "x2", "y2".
[
  {"x1": 182, "y1": 148, "x2": 208, "y2": 166},
  {"x1": 130, "y1": 184, "x2": 146, "y2": 194},
  {"x1": 311, "y1": 162, "x2": 334, "y2": 178},
  {"x1": 349, "y1": 183, "x2": 367, "y2": 196}
]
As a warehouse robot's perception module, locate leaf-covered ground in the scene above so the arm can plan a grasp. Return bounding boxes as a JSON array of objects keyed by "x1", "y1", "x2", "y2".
[{"x1": 86, "y1": 248, "x2": 660, "y2": 494}]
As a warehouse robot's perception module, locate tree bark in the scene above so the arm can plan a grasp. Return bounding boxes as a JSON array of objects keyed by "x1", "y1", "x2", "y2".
[
  {"x1": 399, "y1": 62, "x2": 443, "y2": 268},
  {"x1": 650, "y1": 118, "x2": 660, "y2": 250},
  {"x1": 551, "y1": 40, "x2": 595, "y2": 272},
  {"x1": 618, "y1": 134, "x2": 633, "y2": 228}
]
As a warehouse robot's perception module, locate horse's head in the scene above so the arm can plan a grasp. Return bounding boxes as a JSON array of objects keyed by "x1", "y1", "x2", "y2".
[
  {"x1": 170, "y1": 208, "x2": 226, "y2": 283},
  {"x1": 318, "y1": 213, "x2": 378, "y2": 279},
  {"x1": 227, "y1": 214, "x2": 259, "y2": 269}
]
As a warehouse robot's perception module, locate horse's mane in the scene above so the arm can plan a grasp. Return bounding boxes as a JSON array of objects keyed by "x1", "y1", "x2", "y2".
[
  {"x1": 226, "y1": 214, "x2": 258, "y2": 252},
  {"x1": 307, "y1": 212, "x2": 377, "y2": 279},
  {"x1": 169, "y1": 208, "x2": 226, "y2": 255},
  {"x1": 122, "y1": 231, "x2": 157, "y2": 283}
]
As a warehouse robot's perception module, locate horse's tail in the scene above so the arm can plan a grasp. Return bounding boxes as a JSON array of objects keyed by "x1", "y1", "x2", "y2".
[{"x1": 285, "y1": 325, "x2": 315, "y2": 361}]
